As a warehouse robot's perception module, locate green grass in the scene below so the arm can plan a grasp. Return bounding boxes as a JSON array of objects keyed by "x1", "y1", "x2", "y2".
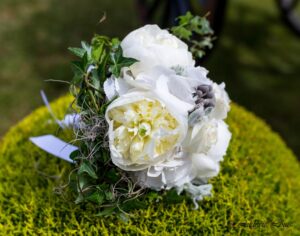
[
  {"x1": 0, "y1": 95, "x2": 299, "y2": 235},
  {"x1": 0, "y1": 0, "x2": 299, "y2": 157}
]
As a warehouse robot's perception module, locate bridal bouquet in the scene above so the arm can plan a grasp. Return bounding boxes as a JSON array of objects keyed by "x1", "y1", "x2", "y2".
[{"x1": 32, "y1": 13, "x2": 231, "y2": 215}]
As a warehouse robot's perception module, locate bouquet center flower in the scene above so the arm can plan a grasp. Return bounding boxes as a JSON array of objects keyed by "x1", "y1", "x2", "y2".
[{"x1": 108, "y1": 98, "x2": 180, "y2": 163}]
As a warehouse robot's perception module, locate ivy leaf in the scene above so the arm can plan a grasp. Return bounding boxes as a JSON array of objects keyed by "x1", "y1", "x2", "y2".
[
  {"x1": 78, "y1": 161, "x2": 98, "y2": 179},
  {"x1": 178, "y1": 11, "x2": 193, "y2": 25},
  {"x1": 91, "y1": 35, "x2": 110, "y2": 64},
  {"x1": 70, "y1": 61, "x2": 84, "y2": 78},
  {"x1": 96, "y1": 207, "x2": 116, "y2": 217},
  {"x1": 171, "y1": 26, "x2": 192, "y2": 40},
  {"x1": 106, "y1": 168, "x2": 120, "y2": 183},
  {"x1": 81, "y1": 41, "x2": 92, "y2": 59},
  {"x1": 85, "y1": 190, "x2": 105, "y2": 204},
  {"x1": 105, "y1": 191, "x2": 113, "y2": 201},
  {"x1": 77, "y1": 173, "x2": 92, "y2": 189},
  {"x1": 90, "y1": 69, "x2": 101, "y2": 92},
  {"x1": 109, "y1": 45, "x2": 138, "y2": 77},
  {"x1": 171, "y1": 12, "x2": 214, "y2": 60},
  {"x1": 82, "y1": 52, "x2": 89, "y2": 72},
  {"x1": 69, "y1": 150, "x2": 80, "y2": 161},
  {"x1": 120, "y1": 199, "x2": 147, "y2": 212},
  {"x1": 75, "y1": 194, "x2": 85, "y2": 204},
  {"x1": 68, "y1": 47, "x2": 86, "y2": 58},
  {"x1": 91, "y1": 41, "x2": 104, "y2": 62}
]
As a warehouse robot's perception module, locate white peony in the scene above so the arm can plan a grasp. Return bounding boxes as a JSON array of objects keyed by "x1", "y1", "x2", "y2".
[
  {"x1": 103, "y1": 65, "x2": 212, "y2": 113},
  {"x1": 121, "y1": 25, "x2": 195, "y2": 76},
  {"x1": 105, "y1": 91, "x2": 188, "y2": 171},
  {"x1": 134, "y1": 151, "x2": 193, "y2": 190},
  {"x1": 186, "y1": 119, "x2": 232, "y2": 179},
  {"x1": 134, "y1": 119, "x2": 231, "y2": 191}
]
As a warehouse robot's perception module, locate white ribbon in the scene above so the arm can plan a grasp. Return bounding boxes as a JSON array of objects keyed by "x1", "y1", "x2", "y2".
[{"x1": 30, "y1": 135, "x2": 77, "y2": 163}]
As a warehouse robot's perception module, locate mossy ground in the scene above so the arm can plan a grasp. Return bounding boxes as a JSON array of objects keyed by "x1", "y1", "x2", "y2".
[{"x1": 0, "y1": 96, "x2": 299, "y2": 235}]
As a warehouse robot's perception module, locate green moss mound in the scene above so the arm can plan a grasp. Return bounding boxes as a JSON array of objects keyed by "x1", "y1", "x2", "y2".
[{"x1": 0, "y1": 96, "x2": 299, "y2": 235}]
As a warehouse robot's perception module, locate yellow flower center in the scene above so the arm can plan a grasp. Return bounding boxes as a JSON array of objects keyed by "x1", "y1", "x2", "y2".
[{"x1": 108, "y1": 99, "x2": 179, "y2": 164}]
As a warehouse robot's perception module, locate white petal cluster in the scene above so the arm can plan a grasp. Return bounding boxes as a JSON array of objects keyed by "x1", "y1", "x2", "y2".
[{"x1": 104, "y1": 25, "x2": 231, "y2": 205}]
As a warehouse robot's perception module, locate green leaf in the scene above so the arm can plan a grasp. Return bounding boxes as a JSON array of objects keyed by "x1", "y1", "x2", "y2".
[
  {"x1": 78, "y1": 161, "x2": 98, "y2": 179},
  {"x1": 105, "y1": 191, "x2": 113, "y2": 201},
  {"x1": 82, "y1": 52, "x2": 88, "y2": 71},
  {"x1": 68, "y1": 47, "x2": 86, "y2": 58},
  {"x1": 171, "y1": 12, "x2": 214, "y2": 60},
  {"x1": 120, "y1": 199, "x2": 147, "y2": 212},
  {"x1": 69, "y1": 150, "x2": 80, "y2": 161},
  {"x1": 77, "y1": 173, "x2": 92, "y2": 189},
  {"x1": 91, "y1": 35, "x2": 110, "y2": 63},
  {"x1": 106, "y1": 168, "x2": 120, "y2": 183},
  {"x1": 85, "y1": 190, "x2": 105, "y2": 204},
  {"x1": 90, "y1": 70, "x2": 101, "y2": 91},
  {"x1": 109, "y1": 45, "x2": 138, "y2": 77},
  {"x1": 71, "y1": 74, "x2": 82, "y2": 85},
  {"x1": 75, "y1": 194, "x2": 85, "y2": 204},
  {"x1": 96, "y1": 207, "x2": 116, "y2": 217},
  {"x1": 81, "y1": 41, "x2": 92, "y2": 58},
  {"x1": 111, "y1": 38, "x2": 120, "y2": 48},
  {"x1": 171, "y1": 26, "x2": 192, "y2": 40},
  {"x1": 92, "y1": 42, "x2": 104, "y2": 62},
  {"x1": 70, "y1": 61, "x2": 84, "y2": 78},
  {"x1": 178, "y1": 11, "x2": 193, "y2": 25}
]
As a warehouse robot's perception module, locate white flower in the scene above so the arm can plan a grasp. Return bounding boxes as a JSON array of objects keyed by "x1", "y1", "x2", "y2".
[
  {"x1": 135, "y1": 119, "x2": 231, "y2": 191},
  {"x1": 105, "y1": 91, "x2": 188, "y2": 171},
  {"x1": 134, "y1": 151, "x2": 193, "y2": 190},
  {"x1": 103, "y1": 65, "x2": 212, "y2": 113},
  {"x1": 185, "y1": 119, "x2": 231, "y2": 179},
  {"x1": 209, "y1": 83, "x2": 230, "y2": 120},
  {"x1": 121, "y1": 25, "x2": 195, "y2": 76}
]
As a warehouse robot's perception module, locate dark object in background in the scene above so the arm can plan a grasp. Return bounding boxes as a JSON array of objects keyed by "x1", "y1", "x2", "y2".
[{"x1": 277, "y1": 0, "x2": 300, "y2": 36}]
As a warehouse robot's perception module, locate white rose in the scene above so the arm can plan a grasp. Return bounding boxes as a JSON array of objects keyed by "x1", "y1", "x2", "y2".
[
  {"x1": 121, "y1": 25, "x2": 195, "y2": 76},
  {"x1": 105, "y1": 91, "x2": 188, "y2": 171},
  {"x1": 184, "y1": 119, "x2": 231, "y2": 179}
]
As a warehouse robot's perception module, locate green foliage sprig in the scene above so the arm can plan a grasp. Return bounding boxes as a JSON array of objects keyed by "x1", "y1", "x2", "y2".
[
  {"x1": 171, "y1": 12, "x2": 215, "y2": 60},
  {"x1": 67, "y1": 35, "x2": 139, "y2": 216},
  {"x1": 68, "y1": 36, "x2": 137, "y2": 112}
]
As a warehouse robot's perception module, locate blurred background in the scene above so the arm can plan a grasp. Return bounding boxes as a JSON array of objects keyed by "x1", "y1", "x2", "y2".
[{"x1": 0, "y1": 0, "x2": 299, "y2": 157}]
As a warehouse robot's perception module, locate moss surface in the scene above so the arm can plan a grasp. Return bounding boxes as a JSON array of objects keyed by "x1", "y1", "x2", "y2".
[{"x1": 0, "y1": 95, "x2": 299, "y2": 235}]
